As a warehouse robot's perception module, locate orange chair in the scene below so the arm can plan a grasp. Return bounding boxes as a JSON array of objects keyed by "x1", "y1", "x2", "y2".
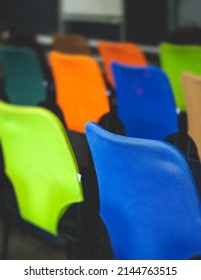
[
  {"x1": 52, "y1": 34, "x2": 91, "y2": 56},
  {"x1": 48, "y1": 51, "x2": 110, "y2": 133},
  {"x1": 98, "y1": 40, "x2": 148, "y2": 87}
]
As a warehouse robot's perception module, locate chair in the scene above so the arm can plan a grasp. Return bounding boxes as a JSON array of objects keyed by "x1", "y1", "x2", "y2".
[
  {"x1": 85, "y1": 122, "x2": 201, "y2": 260},
  {"x1": 0, "y1": 45, "x2": 46, "y2": 105},
  {"x1": 48, "y1": 51, "x2": 110, "y2": 134},
  {"x1": 0, "y1": 101, "x2": 84, "y2": 258},
  {"x1": 5, "y1": 31, "x2": 51, "y2": 82},
  {"x1": 112, "y1": 64, "x2": 178, "y2": 140},
  {"x1": 159, "y1": 43, "x2": 201, "y2": 111},
  {"x1": 182, "y1": 72, "x2": 201, "y2": 160},
  {"x1": 98, "y1": 40, "x2": 148, "y2": 87},
  {"x1": 52, "y1": 34, "x2": 91, "y2": 55}
]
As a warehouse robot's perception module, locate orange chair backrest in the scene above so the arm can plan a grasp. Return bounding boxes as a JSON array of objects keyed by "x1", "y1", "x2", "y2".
[
  {"x1": 182, "y1": 72, "x2": 201, "y2": 160},
  {"x1": 98, "y1": 40, "x2": 148, "y2": 87},
  {"x1": 48, "y1": 51, "x2": 110, "y2": 133},
  {"x1": 52, "y1": 34, "x2": 91, "y2": 55}
]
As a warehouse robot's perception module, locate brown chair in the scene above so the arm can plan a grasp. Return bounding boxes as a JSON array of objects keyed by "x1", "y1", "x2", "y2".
[
  {"x1": 182, "y1": 72, "x2": 201, "y2": 160},
  {"x1": 52, "y1": 34, "x2": 91, "y2": 55}
]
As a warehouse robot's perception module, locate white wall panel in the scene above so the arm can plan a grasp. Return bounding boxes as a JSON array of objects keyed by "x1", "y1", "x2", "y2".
[{"x1": 61, "y1": 0, "x2": 123, "y2": 17}]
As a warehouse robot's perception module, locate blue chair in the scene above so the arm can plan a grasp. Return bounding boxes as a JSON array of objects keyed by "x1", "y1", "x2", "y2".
[
  {"x1": 86, "y1": 122, "x2": 201, "y2": 260},
  {"x1": 112, "y1": 64, "x2": 178, "y2": 140}
]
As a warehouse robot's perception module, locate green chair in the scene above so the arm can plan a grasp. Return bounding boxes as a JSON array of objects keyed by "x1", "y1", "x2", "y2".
[
  {"x1": 0, "y1": 46, "x2": 47, "y2": 105},
  {"x1": 159, "y1": 43, "x2": 201, "y2": 111},
  {"x1": 0, "y1": 101, "x2": 83, "y2": 258}
]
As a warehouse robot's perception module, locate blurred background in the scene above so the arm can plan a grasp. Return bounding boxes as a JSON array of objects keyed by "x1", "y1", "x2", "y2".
[{"x1": 0, "y1": 0, "x2": 201, "y2": 43}]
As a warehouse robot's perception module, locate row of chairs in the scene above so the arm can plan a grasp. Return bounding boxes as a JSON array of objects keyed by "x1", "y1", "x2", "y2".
[
  {"x1": 53, "y1": 37, "x2": 201, "y2": 130},
  {"x1": 1, "y1": 38, "x2": 201, "y2": 154},
  {"x1": 0, "y1": 36, "x2": 201, "y2": 259},
  {"x1": 50, "y1": 40, "x2": 201, "y2": 259},
  {"x1": 0, "y1": 43, "x2": 146, "y2": 132},
  {"x1": 0, "y1": 37, "x2": 110, "y2": 259},
  {"x1": 0, "y1": 31, "x2": 149, "y2": 86},
  {"x1": 0, "y1": 100, "x2": 201, "y2": 260},
  {"x1": 1, "y1": 42, "x2": 201, "y2": 161},
  {"x1": 3, "y1": 31, "x2": 201, "y2": 112},
  {"x1": 0, "y1": 98, "x2": 201, "y2": 259}
]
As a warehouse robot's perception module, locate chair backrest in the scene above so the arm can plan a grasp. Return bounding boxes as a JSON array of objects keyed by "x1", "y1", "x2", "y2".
[
  {"x1": 48, "y1": 51, "x2": 110, "y2": 133},
  {"x1": 86, "y1": 122, "x2": 201, "y2": 260},
  {"x1": 5, "y1": 31, "x2": 50, "y2": 81},
  {"x1": 159, "y1": 43, "x2": 201, "y2": 111},
  {"x1": 98, "y1": 40, "x2": 148, "y2": 87},
  {"x1": 182, "y1": 72, "x2": 201, "y2": 159},
  {"x1": 52, "y1": 34, "x2": 91, "y2": 55},
  {"x1": 112, "y1": 64, "x2": 178, "y2": 140},
  {"x1": 0, "y1": 46, "x2": 46, "y2": 105},
  {"x1": 0, "y1": 101, "x2": 83, "y2": 235}
]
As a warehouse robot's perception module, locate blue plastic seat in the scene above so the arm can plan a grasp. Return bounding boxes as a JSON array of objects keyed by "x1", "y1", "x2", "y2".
[
  {"x1": 112, "y1": 64, "x2": 178, "y2": 140},
  {"x1": 86, "y1": 122, "x2": 201, "y2": 260}
]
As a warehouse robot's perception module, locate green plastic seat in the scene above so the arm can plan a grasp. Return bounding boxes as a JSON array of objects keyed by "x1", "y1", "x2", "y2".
[
  {"x1": 159, "y1": 43, "x2": 201, "y2": 111},
  {"x1": 0, "y1": 101, "x2": 83, "y2": 236},
  {"x1": 0, "y1": 46, "x2": 47, "y2": 105}
]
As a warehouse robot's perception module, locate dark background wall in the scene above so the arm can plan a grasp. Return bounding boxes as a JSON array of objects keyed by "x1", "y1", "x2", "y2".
[
  {"x1": 0, "y1": 0, "x2": 58, "y2": 34},
  {"x1": 0, "y1": 0, "x2": 170, "y2": 43},
  {"x1": 125, "y1": 0, "x2": 168, "y2": 44}
]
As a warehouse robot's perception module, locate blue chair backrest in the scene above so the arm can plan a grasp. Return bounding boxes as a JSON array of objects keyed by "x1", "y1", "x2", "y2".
[
  {"x1": 86, "y1": 122, "x2": 201, "y2": 260},
  {"x1": 112, "y1": 64, "x2": 178, "y2": 140}
]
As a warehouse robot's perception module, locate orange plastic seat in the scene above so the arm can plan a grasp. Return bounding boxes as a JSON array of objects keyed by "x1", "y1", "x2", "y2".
[
  {"x1": 52, "y1": 34, "x2": 91, "y2": 55},
  {"x1": 98, "y1": 40, "x2": 148, "y2": 87},
  {"x1": 48, "y1": 51, "x2": 110, "y2": 133}
]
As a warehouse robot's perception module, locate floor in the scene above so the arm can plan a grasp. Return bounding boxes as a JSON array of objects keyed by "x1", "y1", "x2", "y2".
[{"x1": 0, "y1": 221, "x2": 68, "y2": 260}]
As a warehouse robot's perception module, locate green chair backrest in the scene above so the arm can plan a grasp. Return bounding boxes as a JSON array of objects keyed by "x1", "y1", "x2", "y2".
[
  {"x1": 0, "y1": 46, "x2": 46, "y2": 105},
  {"x1": 0, "y1": 101, "x2": 83, "y2": 235},
  {"x1": 159, "y1": 43, "x2": 201, "y2": 111}
]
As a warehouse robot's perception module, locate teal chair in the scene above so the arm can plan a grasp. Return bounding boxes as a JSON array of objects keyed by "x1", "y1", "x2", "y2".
[
  {"x1": 0, "y1": 101, "x2": 84, "y2": 259},
  {"x1": 0, "y1": 46, "x2": 47, "y2": 105}
]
